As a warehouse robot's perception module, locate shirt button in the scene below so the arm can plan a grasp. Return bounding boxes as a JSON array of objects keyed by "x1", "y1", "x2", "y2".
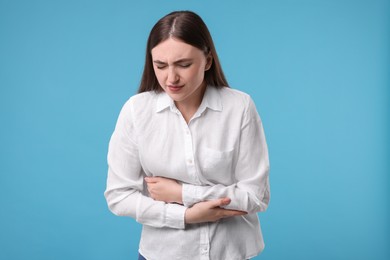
[{"x1": 188, "y1": 159, "x2": 193, "y2": 164}]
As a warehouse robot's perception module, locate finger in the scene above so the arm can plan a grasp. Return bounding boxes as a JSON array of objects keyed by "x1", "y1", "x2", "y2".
[
  {"x1": 222, "y1": 209, "x2": 247, "y2": 218},
  {"x1": 219, "y1": 197, "x2": 231, "y2": 206},
  {"x1": 144, "y1": 177, "x2": 158, "y2": 183},
  {"x1": 209, "y1": 197, "x2": 231, "y2": 208}
]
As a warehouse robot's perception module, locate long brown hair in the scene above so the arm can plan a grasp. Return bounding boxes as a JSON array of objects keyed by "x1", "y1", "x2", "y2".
[{"x1": 138, "y1": 11, "x2": 229, "y2": 93}]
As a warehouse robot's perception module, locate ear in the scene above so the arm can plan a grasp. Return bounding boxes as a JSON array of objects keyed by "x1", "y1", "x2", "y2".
[{"x1": 205, "y1": 53, "x2": 213, "y2": 71}]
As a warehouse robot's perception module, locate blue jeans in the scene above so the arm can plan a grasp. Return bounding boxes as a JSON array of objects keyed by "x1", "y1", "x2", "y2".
[
  {"x1": 138, "y1": 253, "x2": 146, "y2": 260},
  {"x1": 138, "y1": 253, "x2": 249, "y2": 260}
]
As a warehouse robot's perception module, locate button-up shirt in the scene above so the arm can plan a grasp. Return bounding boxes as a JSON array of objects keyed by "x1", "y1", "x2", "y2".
[{"x1": 104, "y1": 86, "x2": 270, "y2": 260}]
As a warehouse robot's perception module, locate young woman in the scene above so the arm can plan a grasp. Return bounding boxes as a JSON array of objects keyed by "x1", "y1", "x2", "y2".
[{"x1": 104, "y1": 11, "x2": 270, "y2": 260}]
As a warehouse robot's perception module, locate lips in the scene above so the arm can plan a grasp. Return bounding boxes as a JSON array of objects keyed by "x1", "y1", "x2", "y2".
[{"x1": 167, "y1": 85, "x2": 183, "y2": 92}]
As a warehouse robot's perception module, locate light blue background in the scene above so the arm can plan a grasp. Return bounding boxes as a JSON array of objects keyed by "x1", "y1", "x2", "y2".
[{"x1": 1, "y1": 0, "x2": 389, "y2": 259}]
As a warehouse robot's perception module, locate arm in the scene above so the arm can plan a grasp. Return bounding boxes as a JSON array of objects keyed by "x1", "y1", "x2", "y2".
[
  {"x1": 182, "y1": 98, "x2": 270, "y2": 214},
  {"x1": 104, "y1": 99, "x2": 186, "y2": 229},
  {"x1": 184, "y1": 198, "x2": 247, "y2": 224},
  {"x1": 145, "y1": 98, "x2": 270, "y2": 214},
  {"x1": 105, "y1": 99, "x2": 245, "y2": 227},
  {"x1": 144, "y1": 177, "x2": 247, "y2": 223}
]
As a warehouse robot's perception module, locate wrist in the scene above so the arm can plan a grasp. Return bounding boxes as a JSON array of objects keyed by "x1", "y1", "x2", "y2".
[
  {"x1": 176, "y1": 183, "x2": 183, "y2": 204},
  {"x1": 184, "y1": 207, "x2": 194, "y2": 224}
]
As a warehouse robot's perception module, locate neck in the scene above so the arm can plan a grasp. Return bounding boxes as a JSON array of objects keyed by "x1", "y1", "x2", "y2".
[{"x1": 175, "y1": 83, "x2": 207, "y2": 123}]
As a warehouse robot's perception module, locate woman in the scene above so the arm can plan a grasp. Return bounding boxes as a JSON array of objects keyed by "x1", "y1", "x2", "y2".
[{"x1": 104, "y1": 11, "x2": 270, "y2": 260}]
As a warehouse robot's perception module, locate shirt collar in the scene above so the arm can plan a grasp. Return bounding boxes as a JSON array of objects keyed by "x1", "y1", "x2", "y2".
[
  {"x1": 198, "y1": 85, "x2": 222, "y2": 113},
  {"x1": 155, "y1": 85, "x2": 223, "y2": 113},
  {"x1": 155, "y1": 91, "x2": 174, "y2": 113}
]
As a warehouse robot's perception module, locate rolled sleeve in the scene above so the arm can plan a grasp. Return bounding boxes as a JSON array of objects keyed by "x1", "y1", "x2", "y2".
[
  {"x1": 180, "y1": 96, "x2": 270, "y2": 213},
  {"x1": 182, "y1": 183, "x2": 200, "y2": 207},
  {"x1": 105, "y1": 98, "x2": 187, "y2": 229}
]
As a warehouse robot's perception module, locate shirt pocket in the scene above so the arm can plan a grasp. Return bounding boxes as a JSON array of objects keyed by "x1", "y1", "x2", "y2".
[{"x1": 200, "y1": 147, "x2": 235, "y2": 185}]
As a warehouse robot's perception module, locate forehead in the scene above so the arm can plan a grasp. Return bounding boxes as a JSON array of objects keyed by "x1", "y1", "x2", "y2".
[{"x1": 151, "y1": 38, "x2": 204, "y2": 61}]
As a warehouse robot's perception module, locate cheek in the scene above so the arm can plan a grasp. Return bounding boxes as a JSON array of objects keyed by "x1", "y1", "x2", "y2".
[
  {"x1": 188, "y1": 67, "x2": 205, "y2": 83},
  {"x1": 154, "y1": 70, "x2": 165, "y2": 84},
  {"x1": 195, "y1": 69, "x2": 206, "y2": 84}
]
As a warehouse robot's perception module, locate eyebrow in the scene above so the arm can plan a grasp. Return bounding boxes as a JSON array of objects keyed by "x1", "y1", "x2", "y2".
[{"x1": 153, "y1": 58, "x2": 193, "y2": 65}]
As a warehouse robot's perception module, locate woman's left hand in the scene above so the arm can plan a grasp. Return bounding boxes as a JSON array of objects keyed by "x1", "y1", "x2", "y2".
[{"x1": 145, "y1": 176, "x2": 183, "y2": 204}]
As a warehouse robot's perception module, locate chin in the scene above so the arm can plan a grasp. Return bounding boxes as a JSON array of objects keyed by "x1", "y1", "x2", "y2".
[{"x1": 169, "y1": 95, "x2": 187, "y2": 102}]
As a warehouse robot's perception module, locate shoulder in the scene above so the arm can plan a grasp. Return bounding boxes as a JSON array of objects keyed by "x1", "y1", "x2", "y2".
[
  {"x1": 122, "y1": 91, "x2": 158, "y2": 111},
  {"x1": 217, "y1": 87, "x2": 254, "y2": 112},
  {"x1": 215, "y1": 87, "x2": 262, "y2": 124},
  {"x1": 128, "y1": 91, "x2": 157, "y2": 105},
  {"x1": 116, "y1": 91, "x2": 159, "y2": 124}
]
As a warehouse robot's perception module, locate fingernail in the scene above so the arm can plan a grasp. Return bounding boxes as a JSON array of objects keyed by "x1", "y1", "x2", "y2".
[{"x1": 223, "y1": 198, "x2": 231, "y2": 204}]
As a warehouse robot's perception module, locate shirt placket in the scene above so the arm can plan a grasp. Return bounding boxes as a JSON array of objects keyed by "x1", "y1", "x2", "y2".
[
  {"x1": 177, "y1": 114, "x2": 200, "y2": 184},
  {"x1": 200, "y1": 223, "x2": 210, "y2": 260},
  {"x1": 176, "y1": 109, "x2": 210, "y2": 260}
]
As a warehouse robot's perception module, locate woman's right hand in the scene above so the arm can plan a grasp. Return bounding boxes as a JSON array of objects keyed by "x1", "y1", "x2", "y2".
[{"x1": 184, "y1": 198, "x2": 247, "y2": 224}]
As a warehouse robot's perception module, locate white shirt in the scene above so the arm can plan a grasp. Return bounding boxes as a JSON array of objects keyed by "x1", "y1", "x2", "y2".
[{"x1": 104, "y1": 86, "x2": 270, "y2": 260}]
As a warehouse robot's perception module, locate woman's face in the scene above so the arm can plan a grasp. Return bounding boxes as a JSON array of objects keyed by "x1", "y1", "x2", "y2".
[{"x1": 151, "y1": 38, "x2": 211, "y2": 105}]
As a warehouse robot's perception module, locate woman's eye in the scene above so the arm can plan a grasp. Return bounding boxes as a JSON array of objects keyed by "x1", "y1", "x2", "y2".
[
  {"x1": 179, "y1": 63, "x2": 191, "y2": 68},
  {"x1": 156, "y1": 66, "x2": 167, "y2": 70}
]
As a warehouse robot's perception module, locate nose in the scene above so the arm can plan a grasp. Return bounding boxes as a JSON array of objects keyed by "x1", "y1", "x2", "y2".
[{"x1": 167, "y1": 67, "x2": 179, "y2": 84}]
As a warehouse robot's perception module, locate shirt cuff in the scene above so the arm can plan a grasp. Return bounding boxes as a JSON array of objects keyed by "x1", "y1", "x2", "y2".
[
  {"x1": 182, "y1": 183, "x2": 199, "y2": 208},
  {"x1": 165, "y1": 203, "x2": 187, "y2": 229}
]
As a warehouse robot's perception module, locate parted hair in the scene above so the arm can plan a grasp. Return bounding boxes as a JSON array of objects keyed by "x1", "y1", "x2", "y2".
[{"x1": 138, "y1": 10, "x2": 229, "y2": 93}]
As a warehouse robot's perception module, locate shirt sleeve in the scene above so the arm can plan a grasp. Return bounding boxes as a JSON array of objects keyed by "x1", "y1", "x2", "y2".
[
  {"x1": 182, "y1": 97, "x2": 270, "y2": 214},
  {"x1": 104, "y1": 99, "x2": 187, "y2": 229}
]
